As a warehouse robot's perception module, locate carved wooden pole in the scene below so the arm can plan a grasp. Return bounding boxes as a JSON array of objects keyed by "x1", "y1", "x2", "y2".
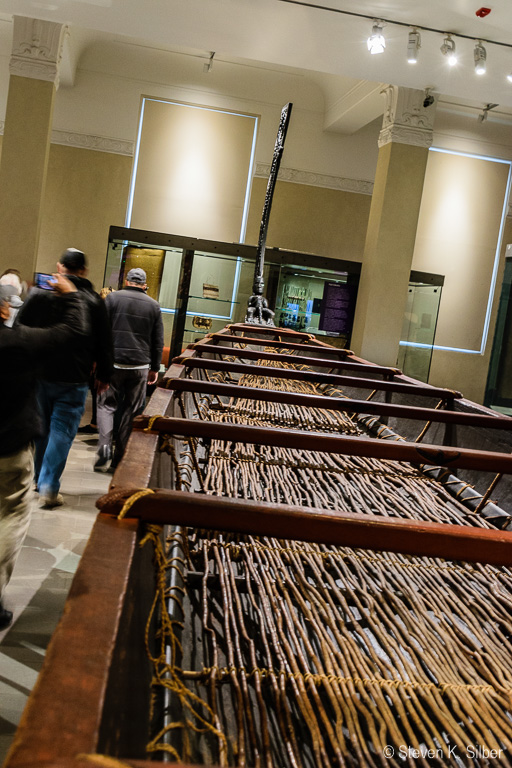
[{"x1": 245, "y1": 102, "x2": 293, "y2": 325}]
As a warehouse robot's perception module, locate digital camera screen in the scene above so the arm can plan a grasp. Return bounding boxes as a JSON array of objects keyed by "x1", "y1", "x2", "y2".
[{"x1": 34, "y1": 272, "x2": 56, "y2": 291}]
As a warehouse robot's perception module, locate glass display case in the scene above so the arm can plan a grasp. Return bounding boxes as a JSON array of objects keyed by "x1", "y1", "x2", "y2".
[
  {"x1": 104, "y1": 227, "x2": 363, "y2": 359},
  {"x1": 485, "y1": 248, "x2": 512, "y2": 412},
  {"x1": 397, "y1": 273, "x2": 444, "y2": 382},
  {"x1": 104, "y1": 227, "x2": 443, "y2": 377}
]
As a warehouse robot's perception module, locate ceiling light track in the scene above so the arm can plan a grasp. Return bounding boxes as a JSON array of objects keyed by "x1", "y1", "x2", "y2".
[{"x1": 277, "y1": 0, "x2": 512, "y2": 52}]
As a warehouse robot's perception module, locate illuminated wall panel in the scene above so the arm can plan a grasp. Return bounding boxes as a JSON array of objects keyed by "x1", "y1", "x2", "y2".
[
  {"x1": 127, "y1": 98, "x2": 258, "y2": 242},
  {"x1": 411, "y1": 149, "x2": 511, "y2": 354}
]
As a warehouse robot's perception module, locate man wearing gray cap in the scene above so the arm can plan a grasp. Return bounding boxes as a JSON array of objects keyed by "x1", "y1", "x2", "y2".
[{"x1": 95, "y1": 267, "x2": 164, "y2": 472}]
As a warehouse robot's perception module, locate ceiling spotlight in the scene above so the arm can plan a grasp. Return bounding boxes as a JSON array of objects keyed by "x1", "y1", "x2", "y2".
[
  {"x1": 440, "y1": 34, "x2": 457, "y2": 66},
  {"x1": 474, "y1": 41, "x2": 486, "y2": 75},
  {"x1": 367, "y1": 22, "x2": 385, "y2": 55},
  {"x1": 507, "y1": 73, "x2": 512, "y2": 83},
  {"x1": 407, "y1": 29, "x2": 421, "y2": 64}
]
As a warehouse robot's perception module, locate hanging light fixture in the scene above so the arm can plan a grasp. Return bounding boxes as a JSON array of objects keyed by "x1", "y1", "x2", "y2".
[
  {"x1": 440, "y1": 34, "x2": 457, "y2": 66},
  {"x1": 367, "y1": 22, "x2": 385, "y2": 55},
  {"x1": 407, "y1": 28, "x2": 421, "y2": 64},
  {"x1": 474, "y1": 41, "x2": 487, "y2": 74}
]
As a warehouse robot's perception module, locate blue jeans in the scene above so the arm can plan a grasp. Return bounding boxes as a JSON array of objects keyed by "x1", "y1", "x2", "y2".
[{"x1": 35, "y1": 381, "x2": 88, "y2": 497}]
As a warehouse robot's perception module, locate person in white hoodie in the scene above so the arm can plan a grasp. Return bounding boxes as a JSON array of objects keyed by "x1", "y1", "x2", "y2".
[{"x1": 0, "y1": 272, "x2": 23, "y2": 327}]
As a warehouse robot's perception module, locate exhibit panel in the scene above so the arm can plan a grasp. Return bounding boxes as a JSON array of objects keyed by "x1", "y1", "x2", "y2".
[{"x1": 274, "y1": 266, "x2": 358, "y2": 339}]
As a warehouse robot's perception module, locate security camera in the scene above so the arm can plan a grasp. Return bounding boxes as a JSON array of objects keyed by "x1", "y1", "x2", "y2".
[{"x1": 423, "y1": 94, "x2": 435, "y2": 108}]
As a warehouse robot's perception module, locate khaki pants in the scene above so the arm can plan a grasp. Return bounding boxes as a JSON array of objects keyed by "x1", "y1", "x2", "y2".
[{"x1": 0, "y1": 444, "x2": 33, "y2": 602}]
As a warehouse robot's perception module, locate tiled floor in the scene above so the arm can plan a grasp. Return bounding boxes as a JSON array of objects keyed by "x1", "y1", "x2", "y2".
[{"x1": 0, "y1": 428, "x2": 110, "y2": 765}]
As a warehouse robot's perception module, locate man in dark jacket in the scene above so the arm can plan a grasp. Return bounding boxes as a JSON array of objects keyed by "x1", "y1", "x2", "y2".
[
  {"x1": 16, "y1": 248, "x2": 113, "y2": 508},
  {"x1": 0, "y1": 277, "x2": 86, "y2": 629},
  {"x1": 95, "y1": 267, "x2": 164, "y2": 471}
]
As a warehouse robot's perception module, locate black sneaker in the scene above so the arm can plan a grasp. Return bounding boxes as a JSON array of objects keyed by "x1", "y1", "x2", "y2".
[
  {"x1": 0, "y1": 603, "x2": 13, "y2": 630},
  {"x1": 94, "y1": 445, "x2": 112, "y2": 473}
]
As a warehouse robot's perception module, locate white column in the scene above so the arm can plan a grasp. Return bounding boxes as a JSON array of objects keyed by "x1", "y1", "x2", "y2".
[
  {"x1": 0, "y1": 17, "x2": 67, "y2": 280},
  {"x1": 351, "y1": 86, "x2": 437, "y2": 366}
]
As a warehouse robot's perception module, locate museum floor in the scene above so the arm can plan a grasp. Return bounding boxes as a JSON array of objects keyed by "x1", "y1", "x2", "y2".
[{"x1": 0, "y1": 421, "x2": 110, "y2": 764}]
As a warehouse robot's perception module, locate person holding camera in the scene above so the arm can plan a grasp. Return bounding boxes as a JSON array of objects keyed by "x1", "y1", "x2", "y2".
[
  {"x1": 0, "y1": 275, "x2": 86, "y2": 629},
  {"x1": 16, "y1": 248, "x2": 113, "y2": 508}
]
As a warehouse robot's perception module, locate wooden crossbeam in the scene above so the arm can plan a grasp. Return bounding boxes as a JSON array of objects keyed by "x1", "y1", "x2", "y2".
[
  {"x1": 175, "y1": 357, "x2": 462, "y2": 402},
  {"x1": 165, "y1": 378, "x2": 504, "y2": 429},
  {"x1": 133, "y1": 415, "x2": 512, "y2": 473},
  {"x1": 182, "y1": 344, "x2": 401, "y2": 376},
  {"x1": 98, "y1": 489, "x2": 512, "y2": 568},
  {"x1": 225, "y1": 323, "x2": 317, "y2": 339},
  {"x1": 203, "y1": 333, "x2": 351, "y2": 357}
]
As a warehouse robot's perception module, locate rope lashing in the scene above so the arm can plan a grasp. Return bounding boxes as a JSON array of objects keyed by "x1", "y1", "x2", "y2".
[{"x1": 117, "y1": 488, "x2": 155, "y2": 520}]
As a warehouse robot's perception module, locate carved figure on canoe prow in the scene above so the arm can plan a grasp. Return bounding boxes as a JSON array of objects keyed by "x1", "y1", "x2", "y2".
[{"x1": 245, "y1": 293, "x2": 275, "y2": 326}]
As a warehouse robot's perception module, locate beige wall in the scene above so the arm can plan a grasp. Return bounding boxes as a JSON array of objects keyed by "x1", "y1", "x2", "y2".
[
  {"x1": 245, "y1": 178, "x2": 371, "y2": 261},
  {"x1": 0, "y1": 30, "x2": 510, "y2": 405},
  {"x1": 36, "y1": 144, "x2": 132, "y2": 290}
]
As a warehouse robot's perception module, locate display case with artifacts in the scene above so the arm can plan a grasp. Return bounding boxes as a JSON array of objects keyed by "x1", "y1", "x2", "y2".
[{"x1": 103, "y1": 227, "x2": 442, "y2": 379}]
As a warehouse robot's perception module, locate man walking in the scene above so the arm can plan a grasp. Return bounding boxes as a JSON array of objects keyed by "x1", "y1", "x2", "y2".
[
  {"x1": 16, "y1": 248, "x2": 113, "y2": 507},
  {"x1": 0, "y1": 276, "x2": 86, "y2": 629},
  {"x1": 95, "y1": 267, "x2": 164, "y2": 472}
]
